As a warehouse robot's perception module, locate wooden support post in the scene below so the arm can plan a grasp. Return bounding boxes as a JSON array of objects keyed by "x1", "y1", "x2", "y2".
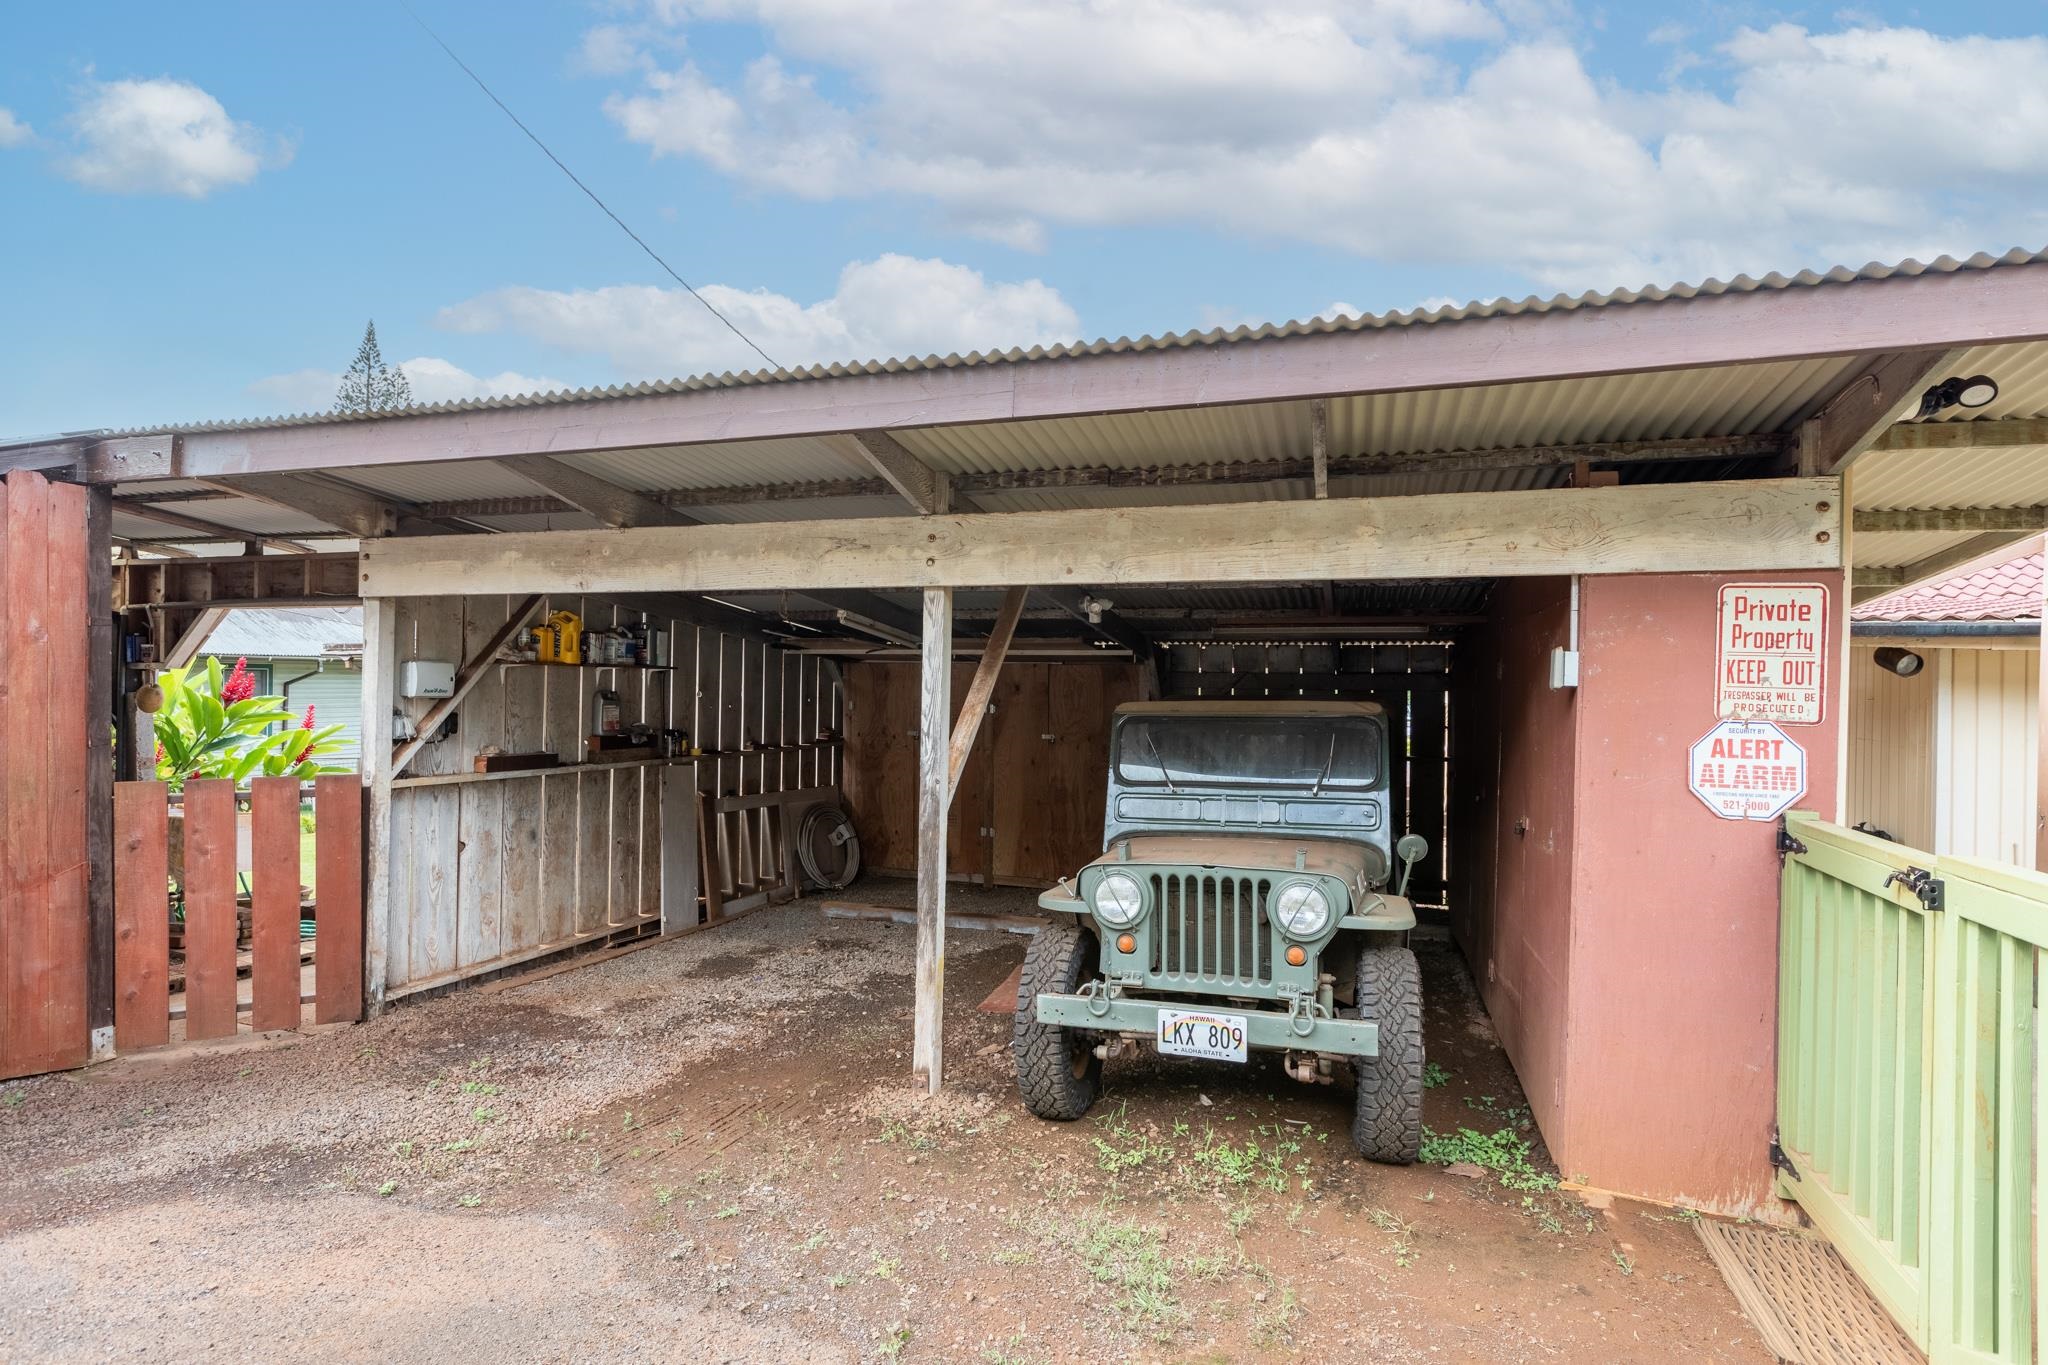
[
  {"x1": 84, "y1": 485, "x2": 115, "y2": 1055},
  {"x1": 1309, "y1": 399, "x2": 1330, "y2": 500},
  {"x1": 2037, "y1": 544, "x2": 2048, "y2": 870},
  {"x1": 914, "y1": 587, "x2": 953, "y2": 1093},
  {"x1": 946, "y1": 587, "x2": 1027, "y2": 802},
  {"x1": 360, "y1": 597, "x2": 397, "y2": 1013}
]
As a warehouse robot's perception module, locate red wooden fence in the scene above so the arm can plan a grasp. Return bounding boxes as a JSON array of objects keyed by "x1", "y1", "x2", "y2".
[
  {"x1": 112, "y1": 775, "x2": 364, "y2": 1046},
  {"x1": 0, "y1": 470, "x2": 91, "y2": 1081}
]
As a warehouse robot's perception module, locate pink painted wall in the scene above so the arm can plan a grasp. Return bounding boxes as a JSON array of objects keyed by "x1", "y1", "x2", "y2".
[
  {"x1": 1453, "y1": 570, "x2": 1844, "y2": 1214},
  {"x1": 1560, "y1": 571, "x2": 1843, "y2": 1213}
]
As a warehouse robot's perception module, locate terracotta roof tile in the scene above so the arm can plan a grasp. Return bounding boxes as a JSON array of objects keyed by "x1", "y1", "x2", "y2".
[{"x1": 1854, "y1": 540, "x2": 2043, "y2": 621}]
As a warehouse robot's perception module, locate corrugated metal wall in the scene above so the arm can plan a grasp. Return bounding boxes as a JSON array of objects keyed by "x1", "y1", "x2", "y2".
[
  {"x1": 1845, "y1": 646, "x2": 1936, "y2": 849},
  {"x1": 1934, "y1": 647, "x2": 2038, "y2": 869},
  {"x1": 283, "y1": 664, "x2": 362, "y2": 765}
]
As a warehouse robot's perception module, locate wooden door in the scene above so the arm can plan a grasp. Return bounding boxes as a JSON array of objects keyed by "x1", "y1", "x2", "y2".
[
  {"x1": 841, "y1": 661, "x2": 994, "y2": 881},
  {"x1": 0, "y1": 471, "x2": 92, "y2": 1079},
  {"x1": 991, "y1": 663, "x2": 1140, "y2": 886}
]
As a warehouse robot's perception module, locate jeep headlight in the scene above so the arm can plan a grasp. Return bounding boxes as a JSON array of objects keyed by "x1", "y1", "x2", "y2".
[
  {"x1": 1091, "y1": 872, "x2": 1146, "y2": 928},
  {"x1": 1273, "y1": 882, "x2": 1332, "y2": 938}
]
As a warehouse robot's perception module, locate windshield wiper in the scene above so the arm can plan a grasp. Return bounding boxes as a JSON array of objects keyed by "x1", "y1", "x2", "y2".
[
  {"x1": 1310, "y1": 731, "x2": 1338, "y2": 797},
  {"x1": 1140, "y1": 726, "x2": 1181, "y2": 795}
]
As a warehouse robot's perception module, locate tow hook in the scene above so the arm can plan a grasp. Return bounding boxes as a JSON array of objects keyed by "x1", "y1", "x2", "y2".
[
  {"x1": 1077, "y1": 979, "x2": 1115, "y2": 1019},
  {"x1": 1286, "y1": 995, "x2": 1317, "y2": 1039}
]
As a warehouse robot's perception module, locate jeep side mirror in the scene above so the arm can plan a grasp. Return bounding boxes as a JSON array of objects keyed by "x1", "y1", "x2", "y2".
[{"x1": 1395, "y1": 834, "x2": 1429, "y2": 897}]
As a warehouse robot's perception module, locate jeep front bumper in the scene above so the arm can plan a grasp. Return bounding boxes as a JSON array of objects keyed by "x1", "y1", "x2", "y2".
[{"x1": 1034, "y1": 990, "x2": 1379, "y2": 1057}]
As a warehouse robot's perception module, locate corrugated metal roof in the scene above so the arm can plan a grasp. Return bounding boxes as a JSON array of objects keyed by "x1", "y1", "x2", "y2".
[
  {"x1": 201, "y1": 606, "x2": 363, "y2": 658},
  {"x1": 98, "y1": 247, "x2": 2048, "y2": 437}
]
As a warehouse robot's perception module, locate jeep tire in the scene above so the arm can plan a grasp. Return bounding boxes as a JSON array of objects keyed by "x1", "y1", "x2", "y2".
[
  {"x1": 1351, "y1": 944, "x2": 1424, "y2": 1163},
  {"x1": 1012, "y1": 920, "x2": 1103, "y2": 1121}
]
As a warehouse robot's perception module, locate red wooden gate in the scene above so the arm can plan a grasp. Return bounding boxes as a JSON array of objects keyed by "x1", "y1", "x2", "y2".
[{"x1": 0, "y1": 470, "x2": 91, "y2": 1080}]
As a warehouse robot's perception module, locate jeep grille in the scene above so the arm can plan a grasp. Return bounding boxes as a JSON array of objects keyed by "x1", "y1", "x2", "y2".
[{"x1": 1148, "y1": 873, "x2": 1275, "y2": 987}]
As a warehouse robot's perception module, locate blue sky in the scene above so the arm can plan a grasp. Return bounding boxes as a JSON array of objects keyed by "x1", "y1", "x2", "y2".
[{"x1": 2, "y1": 1, "x2": 2043, "y2": 435}]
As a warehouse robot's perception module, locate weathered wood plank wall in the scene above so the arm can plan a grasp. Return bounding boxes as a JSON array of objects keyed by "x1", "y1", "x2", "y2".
[{"x1": 380, "y1": 594, "x2": 839, "y2": 996}]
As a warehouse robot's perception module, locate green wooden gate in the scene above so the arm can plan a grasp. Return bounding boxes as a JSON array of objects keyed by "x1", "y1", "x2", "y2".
[{"x1": 1778, "y1": 812, "x2": 2042, "y2": 1363}]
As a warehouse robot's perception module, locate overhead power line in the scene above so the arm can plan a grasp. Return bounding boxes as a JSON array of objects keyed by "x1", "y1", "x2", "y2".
[{"x1": 398, "y1": 1, "x2": 782, "y2": 371}]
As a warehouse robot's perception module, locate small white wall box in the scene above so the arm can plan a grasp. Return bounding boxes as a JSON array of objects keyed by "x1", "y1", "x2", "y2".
[
  {"x1": 401, "y1": 659, "x2": 457, "y2": 699},
  {"x1": 1548, "y1": 646, "x2": 1581, "y2": 690}
]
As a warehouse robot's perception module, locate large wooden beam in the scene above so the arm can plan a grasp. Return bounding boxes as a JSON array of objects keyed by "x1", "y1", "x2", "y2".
[
  {"x1": 200, "y1": 472, "x2": 403, "y2": 538},
  {"x1": 1870, "y1": 416, "x2": 2048, "y2": 452},
  {"x1": 76, "y1": 263, "x2": 2048, "y2": 483},
  {"x1": 407, "y1": 433, "x2": 1791, "y2": 520},
  {"x1": 1795, "y1": 349, "x2": 1963, "y2": 475},
  {"x1": 913, "y1": 587, "x2": 952, "y2": 1093},
  {"x1": 390, "y1": 594, "x2": 544, "y2": 776},
  {"x1": 946, "y1": 587, "x2": 1027, "y2": 801},
  {"x1": 360, "y1": 478, "x2": 1842, "y2": 598},
  {"x1": 360, "y1": 597, "x2": 398, "y2": 1012},
  {"x1": 1855, "y1": 506, "x2": 2048, "y2": 534},
  {"x1": 850, "y1": 431, "x2": 949, "y2": 514},
  {"x1": 497, "y1": 454, "x2": 691, "y2": 528}
]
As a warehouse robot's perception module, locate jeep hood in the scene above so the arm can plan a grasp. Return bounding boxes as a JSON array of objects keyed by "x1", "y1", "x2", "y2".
[{"x1": 1086, "y1": 834, "x2": 1383, "y2": 885}]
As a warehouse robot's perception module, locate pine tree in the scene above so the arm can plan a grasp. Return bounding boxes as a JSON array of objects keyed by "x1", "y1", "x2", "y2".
[{"x1": 333, "y1": 321, "x2": 415, "y2": 413}]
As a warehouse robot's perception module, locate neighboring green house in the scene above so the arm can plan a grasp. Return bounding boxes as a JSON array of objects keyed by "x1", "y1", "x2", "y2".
[{"x1": 198, "y1": 606, "x2": 364, "y2": 767}]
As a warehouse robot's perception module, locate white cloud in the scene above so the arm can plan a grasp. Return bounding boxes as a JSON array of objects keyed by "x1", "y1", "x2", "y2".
[
  {"x1": 590, "y1": 6, "x2": 2048, "y2": 288},
  {"x1": 246, "y1": 359, "x2": 567, "y2": 414},
  {"x1": 63, "y1": 77, "x2": 286, "y2": 197},
  {"x1": 0, "y1": 108, "x2": 31, "y2": 148},
  {"x1": 437, "y1": 253, "x2": 1081, "y2": 376}
]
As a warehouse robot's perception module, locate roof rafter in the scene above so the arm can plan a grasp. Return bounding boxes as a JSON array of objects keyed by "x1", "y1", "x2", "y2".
[
  {"x1": 114, "y1": 497, "x2": 314, "y2": 554},
  {"x1": 1793, "y1": 348, "x2": 1966, "y2": 475},
  {"x1": 1855, "y1": 506, "x2": 2048, "y2": 534},
  {"x1": 849, "y1": 430, "x2": 949, "y2": 515},
  {"x1": 1852, "y1": 531, "x2": 2041, "y2": 603}
]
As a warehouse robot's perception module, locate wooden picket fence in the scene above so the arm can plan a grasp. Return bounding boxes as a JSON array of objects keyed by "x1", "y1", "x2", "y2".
[{"x1": 112, "y1": 775, "x2": 363, "y2": 1047}]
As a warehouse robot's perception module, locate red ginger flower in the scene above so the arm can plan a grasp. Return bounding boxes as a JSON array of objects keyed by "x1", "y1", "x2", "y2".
[
  {"x1": 301, "y1": 705, "x2": 316, "y2": 730},
  {"x1": 220, "y1": 658, "x2": 256, "y2": 705}
]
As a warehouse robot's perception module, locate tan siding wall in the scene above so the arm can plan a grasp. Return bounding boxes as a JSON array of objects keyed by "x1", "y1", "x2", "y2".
[
  {"x1": 1935, "y1": 647, "x2": 2039, "y2": 869},
  {"x1": 1846, "y1": 645, "x2": 1937, "y2": 849}
]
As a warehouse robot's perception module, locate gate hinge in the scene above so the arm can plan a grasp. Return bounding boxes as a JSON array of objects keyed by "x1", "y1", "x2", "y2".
[
  {"x1": 1883, "y1": 865, "x2": 1945, "y2": 911},
  {"x1": 1776, "y1": 822, "x2": 1808, "y2": 861},
  {"x1": 1769, "y1": 1130, "x2": 1800, "y2": 1181}
]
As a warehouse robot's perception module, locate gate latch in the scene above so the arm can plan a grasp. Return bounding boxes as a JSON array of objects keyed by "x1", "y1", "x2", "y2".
[
  {"x1": 1882, "y1": 865, "x2": 1945, "y2": 911},
  {"x1": 1776, "y1": 823, "x2": 1808, "y2": 860}
]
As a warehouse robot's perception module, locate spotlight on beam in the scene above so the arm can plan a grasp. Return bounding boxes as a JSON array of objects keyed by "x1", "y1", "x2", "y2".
[
  {"x1": 1873, "y1": 646, "x2": 1925, "y2": 678},
  {"x1": 1916, "y1": 374, "x2": 1999, "y2": 419}
]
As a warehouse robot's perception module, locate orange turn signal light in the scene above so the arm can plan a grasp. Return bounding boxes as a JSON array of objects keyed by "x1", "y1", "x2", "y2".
[
  {"x1": 1116, "y1": 933, "x2": 1137, "y2": 954},
  {"x1": 1285, "y1": 945, "x2": 1307, "y2": 967}
]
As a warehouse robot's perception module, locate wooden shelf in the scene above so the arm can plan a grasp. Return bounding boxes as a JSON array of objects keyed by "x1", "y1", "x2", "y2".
[
  {"x1": 492, "y1": 660, "x2": 673, "y2": 671},
  {"x1": 392, "y1": 756, "x2": 695, "y2": 790}
]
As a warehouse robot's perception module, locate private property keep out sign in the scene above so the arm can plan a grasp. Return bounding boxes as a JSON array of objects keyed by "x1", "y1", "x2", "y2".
[
  {"x1": 1715, "y1": 583, "x2": 1828, "y2": 725},
  {"x1": 1689, "y1": 720, "x2": 1807, "y2": 821}
]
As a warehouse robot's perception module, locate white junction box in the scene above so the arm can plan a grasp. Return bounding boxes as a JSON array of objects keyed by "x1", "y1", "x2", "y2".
[{"x1": 401, "y1": 659, "x2": 456, "y2": 699}]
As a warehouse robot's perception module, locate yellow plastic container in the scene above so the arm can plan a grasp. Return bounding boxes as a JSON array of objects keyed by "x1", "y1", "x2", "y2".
[{"x1": 536, "y1": 610, "x2": 583, "y2": 665}]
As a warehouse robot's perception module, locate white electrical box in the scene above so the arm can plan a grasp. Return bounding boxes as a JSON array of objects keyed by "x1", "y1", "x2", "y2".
[
  {"x1": 401, "y1": 659, "x2": 456, "y2": 698},
  {"x1": 1548, "y1": 646, "x2": 1580, "y2": 690}
]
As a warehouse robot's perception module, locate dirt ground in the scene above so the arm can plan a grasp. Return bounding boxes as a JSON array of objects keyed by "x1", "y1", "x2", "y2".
[{"x1": 0, "y1": 884, "x2": 1775, "y2": 1364}]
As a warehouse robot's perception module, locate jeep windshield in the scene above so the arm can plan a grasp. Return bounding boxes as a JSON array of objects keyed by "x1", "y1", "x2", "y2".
[{"x1": 1113, "y1": 715, "x2": 1382, "y2": 791}]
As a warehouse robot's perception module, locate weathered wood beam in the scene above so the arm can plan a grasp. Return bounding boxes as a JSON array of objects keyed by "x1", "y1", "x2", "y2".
[
  {"x1": 114, "y1": 538, "x2": 200, "y2": 558},
  {"x1": 0, "y1": 440, "x2": 88, "y2": 477},
  {"x1": 114, "y1": 498, "x2": 315, "y2": 554},
  {"x1": 1850, "y1": 531, "x2": 2040, "y2": 604},
  {"x1": 409, "y1": 433, "x2": 1789, "y2": 520},
  {"x1": 1870, "y1": 416, "x2": 2048, "y2": 452},
  {"x1": 390, "y1": 594, "x2": 545, "y2": 776},
  {"x1": 946, "y1": 587, "x2": 1027, "y2": 802},
  {"x1": 1854, "y1": 505, "x2": 2048, "y2": 534},
  {"x1": 913, "y1": 587, "x2": 952, "y2": 1093},
  {"x1": 850, "y1": 430, "x2": 949, "y2": 514},
  {"x1": 79, "y1": 262, "x2": 2048, "y2": 482},
  {"x1": 163, "y1": 607, "x2": 232, "y2": 669},
  {"x1": 497, "y1": 454, "x2": 691, "y2": 528},
  {"x1": 360, "y1": 478, "x2": 1842, "y2": 598},
  {"x1": 196, "y1": 472, "x2": 463, "y2": 538},
  {"x1": 361, "y1": 597, "x2": 398, "y2": 1012},
  {"x1": 1309, "y1": 400, "x2": 1330, "y2": 500},
  {"x1": 1794, "y1": 349, "x2": 1964, "y2": 475}
]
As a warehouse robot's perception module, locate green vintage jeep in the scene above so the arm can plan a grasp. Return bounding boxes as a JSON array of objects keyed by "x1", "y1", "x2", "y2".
[{"x1": 1013, "y1": 700, "x2": 1428, "y2": 1163}]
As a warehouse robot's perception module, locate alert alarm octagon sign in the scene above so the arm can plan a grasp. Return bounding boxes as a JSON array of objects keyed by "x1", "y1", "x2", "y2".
[
  {"x1": 1689, "y1": 720, "x2": 1807, "y2": 821},
  {"x1": 1716, "y1": 583, "x2": 1828, "y2": 725}
]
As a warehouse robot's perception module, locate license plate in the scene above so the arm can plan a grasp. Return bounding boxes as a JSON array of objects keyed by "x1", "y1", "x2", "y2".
[{"x1": 1156, "y1": 1009, "x2": 1249, "y2": 1063}]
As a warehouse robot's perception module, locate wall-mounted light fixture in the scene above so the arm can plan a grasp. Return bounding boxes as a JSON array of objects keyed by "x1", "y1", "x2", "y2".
[
  {"x1": 1916, "y1": 374, "x2": 2000, "y2": 419},
  {"x1": 1873, "y1": 646, "x2": 1925, "y2": 677}
]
